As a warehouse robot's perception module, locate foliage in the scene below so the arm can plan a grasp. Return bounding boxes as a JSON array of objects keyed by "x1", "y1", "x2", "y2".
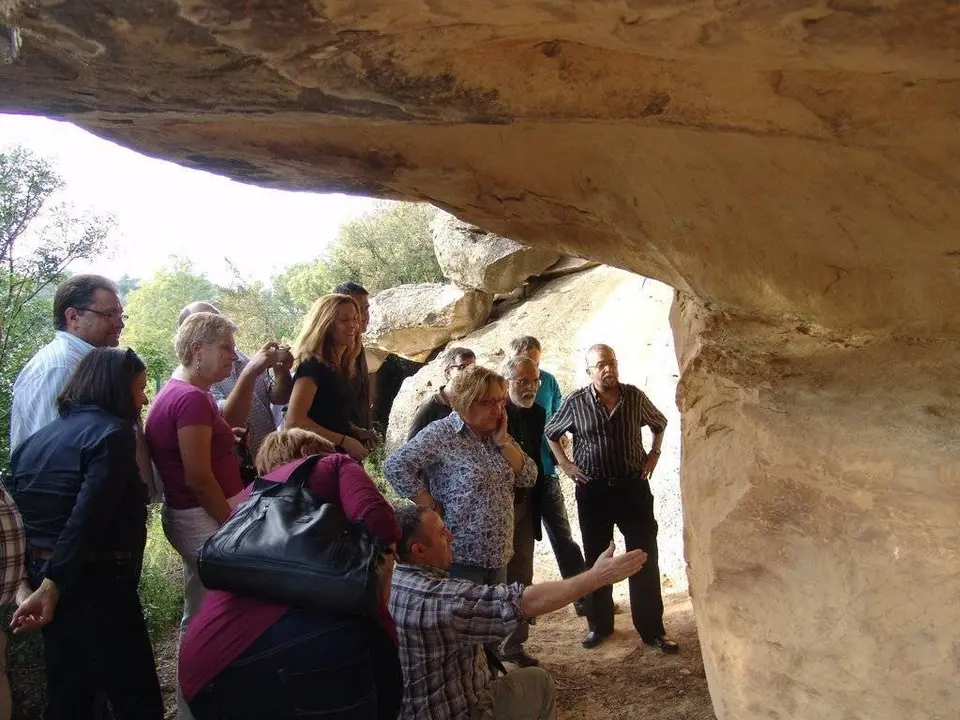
[
  {"x1": 272, "y1": 260, "x2": 332, "y2": 315},
  {"x1": 327, "y1": 201, "x2": 442, "y2": 294},
  {"x1": 138, "y1": 506, "x2": 184, "y2": 640},
  {"x1": 122, "y1": 257, "x2": 217, "y2": 388},
  {"x1": 0, "y1": 146, "x2": 114, "y2": 470},
  {"x1": 272, "y1": 201, "x2": 443, "y2": 312},
  {"x1": 217, "y1": 261, "x2": 301, "y2": 354},
  {"x1": 116, "y1": 273, "x2": 141, "y2": 302}
]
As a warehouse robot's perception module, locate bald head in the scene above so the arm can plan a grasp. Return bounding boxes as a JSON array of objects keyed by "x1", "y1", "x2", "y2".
[
  {"x1": 585, "y1": 344, "x2": 615, "y2": 365},
  {"x1": 586, "y1": 344, "x2": 618, "y2": 391},
  {"x1": 178, "y1": 301, "x2": 220, "y2": 327}
]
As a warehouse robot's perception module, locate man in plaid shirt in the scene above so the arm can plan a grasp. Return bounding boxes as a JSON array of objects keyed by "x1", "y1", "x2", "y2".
[
  {"x1": 0, "y1": 483, "x2": 26, "y2": 720},
  {"x1": 389, "y1": 505, "x2": 647, "y2": 720}
]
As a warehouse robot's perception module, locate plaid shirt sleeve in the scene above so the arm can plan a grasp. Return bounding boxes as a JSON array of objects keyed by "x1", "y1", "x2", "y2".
[
  {"x1": 448, "y1": 580, "x2": 525, "y2": 644},
  {"x1": 0, "y1": 484, "x2": 26, "y2": 605}
]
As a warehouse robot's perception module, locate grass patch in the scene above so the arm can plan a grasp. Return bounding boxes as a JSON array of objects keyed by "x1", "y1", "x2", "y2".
[
  {"x1": 138, "y1": 505, "x2": 184, "y2": 641},
  {"x1": 364, "y1": 445, "x2": 406, "y2": 506}
]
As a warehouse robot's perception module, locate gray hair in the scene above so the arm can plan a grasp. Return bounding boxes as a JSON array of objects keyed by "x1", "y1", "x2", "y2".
[
  {"x1": 510, "y1": 336, "x2": 541, "y2": 355},
  {"x1": 501, "y1": 355, "x2": 538, "y2": 380}
]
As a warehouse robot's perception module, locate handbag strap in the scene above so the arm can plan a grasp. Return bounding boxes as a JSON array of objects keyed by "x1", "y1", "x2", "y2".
[{"x1": 284, "y1": 453, "x2": 327, "y2": 489}]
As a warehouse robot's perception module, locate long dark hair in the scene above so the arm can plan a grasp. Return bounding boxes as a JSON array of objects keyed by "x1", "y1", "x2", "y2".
[{"x1": 57, "y1": 348, "x2": 147, "y2": 423}]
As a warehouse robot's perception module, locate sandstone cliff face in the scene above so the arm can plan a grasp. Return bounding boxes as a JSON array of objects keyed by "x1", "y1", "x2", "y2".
[
  {"x1": 386, "y1": 267, "x2": 686, "y2": 587},
  {"x1": 4, "y1": 2, "x2": 960, "y2": 718}
]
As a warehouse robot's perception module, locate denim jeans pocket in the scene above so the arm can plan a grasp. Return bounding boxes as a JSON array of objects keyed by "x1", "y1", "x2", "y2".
[{"x1": 279, "y1": 651, "x2": 378, "y2": 717}]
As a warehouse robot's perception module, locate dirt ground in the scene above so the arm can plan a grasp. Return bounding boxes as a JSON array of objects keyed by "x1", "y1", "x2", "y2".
[
  {"x1": 10, "y1": 578, "x2": 715, "y2": 720},
  {"x1": 524, "y1": 588, "x2": 715, "y2": 720}
]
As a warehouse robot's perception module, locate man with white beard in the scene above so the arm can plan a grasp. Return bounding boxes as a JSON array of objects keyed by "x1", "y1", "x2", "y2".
[{"x1": 498, "y1": 355, "x2": 547, "y2": 667}]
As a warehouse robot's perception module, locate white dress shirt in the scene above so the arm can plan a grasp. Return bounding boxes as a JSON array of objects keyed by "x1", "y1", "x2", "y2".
[{"x1": 10, "y1": 330, "x2": 93, "y2": 452}]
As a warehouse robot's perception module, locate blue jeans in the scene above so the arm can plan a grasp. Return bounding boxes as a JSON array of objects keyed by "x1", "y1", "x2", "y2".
[{"x1": 189, "y1": 608, "x2": 401, "y2": 720}]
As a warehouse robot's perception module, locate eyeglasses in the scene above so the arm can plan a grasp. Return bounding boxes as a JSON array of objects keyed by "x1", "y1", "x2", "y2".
[
  {"x1": 446, "y1": 363, "x2": 472, "y2": 372},
  {"x1": 473, "y1": 397, "x2": 507, "y2": 410},
  {"x1": 76, "y1": 307, "x2": 128, "y2": 322},
  {"x1": 511, "y1": 378, "x2": 541, "y2": 389}
]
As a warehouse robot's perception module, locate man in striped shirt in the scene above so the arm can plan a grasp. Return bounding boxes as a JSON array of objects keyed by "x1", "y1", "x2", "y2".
[
  {"x1": 545, "y1": 343, "x2": 678, "y2": 652},
  {"x1": 11, "y1": 275, "x2": 125, "y2": 452}
]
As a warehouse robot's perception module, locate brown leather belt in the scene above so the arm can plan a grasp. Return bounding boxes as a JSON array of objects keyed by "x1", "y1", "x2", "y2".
[{"x1": 28, "y1": 547, "x2": 136, "y2": 562}]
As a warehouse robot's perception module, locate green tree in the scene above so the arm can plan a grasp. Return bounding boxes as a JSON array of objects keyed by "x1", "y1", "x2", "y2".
[
  {"x1": 271, "y1": 201, "x2": 443, "y2": 316},
  {"x1": 123, "y1": 257, "x2": 216, "y2": 388},
  {"x1": 0, "y1": 146, "x2": 114, "y2": 468},
  {"x1": 218, "y1": 261, "x2": 301, "y2": 354},
  {"x1": 272, "y1": 260, "x2": 333, "y2": 314},
  {"x1": 326, "y1": 201, "x2": 442, "y2": 293},
  {"x1": 116, "y1": 273, "x2": 140, "y2": 302}
]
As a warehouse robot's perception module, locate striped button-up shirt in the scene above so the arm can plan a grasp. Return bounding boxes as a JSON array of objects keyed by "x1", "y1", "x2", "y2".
[
  {"x1": 11, "y1": 331, "x2": 93, "y2": 452},
  {"x1": 389, "y1": 563, "x2": 525, "y2": 720},
  {"x1": 545, "y1": 383, "x2": 667, "y2": 481},
  {"x1": 210, "y1": 352, "x2": 281, "y2": 459},
  {"x1": 385, "y1": 412, "x2": 537, "y2": 568}
]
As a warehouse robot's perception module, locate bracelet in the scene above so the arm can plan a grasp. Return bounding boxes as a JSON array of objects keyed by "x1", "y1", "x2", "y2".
[
  {"x1": 649, "y1": 449, "x2": 661, "y2": 457},
  {"x1": 340, "y1": 433, "x2": 346, "y2": 446}
]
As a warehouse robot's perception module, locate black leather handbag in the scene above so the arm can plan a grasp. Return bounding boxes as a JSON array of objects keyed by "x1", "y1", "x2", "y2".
[{"x1": 197, "y1": 454, "x2": 384, "y2": 615}]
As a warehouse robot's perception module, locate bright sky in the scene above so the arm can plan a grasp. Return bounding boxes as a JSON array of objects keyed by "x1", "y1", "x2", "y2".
[{"x1": 0, "y1": 113, "x2": 378, "y2": 285}]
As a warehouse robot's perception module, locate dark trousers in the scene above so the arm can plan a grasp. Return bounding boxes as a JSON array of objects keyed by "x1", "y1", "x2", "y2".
[
  {"x1": 539, "y1": 475, "x2": 587, "y2": 580},
  {"x1": 190, "y1": 608, "x2": 401, "y2": 720},
  {"x1": 576, "y1": 479, "x2": 665, "y2": 640},
  {"x1": 27, "y1": 556, "x2": 163, "y2": 720}
]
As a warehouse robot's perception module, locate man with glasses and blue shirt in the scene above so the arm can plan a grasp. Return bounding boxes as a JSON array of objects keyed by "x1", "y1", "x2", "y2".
[
  {"x1": 510, "y1": 335, "x2": 590, "y2": 617},
  {"x1": 11, "y1": 274, "x2": 126, "y2": 451}
]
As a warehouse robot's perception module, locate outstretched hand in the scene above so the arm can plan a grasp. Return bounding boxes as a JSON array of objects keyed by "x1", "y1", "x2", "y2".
[{"x1": 591, "y1": 542, "x2": 647, "y2": 587}]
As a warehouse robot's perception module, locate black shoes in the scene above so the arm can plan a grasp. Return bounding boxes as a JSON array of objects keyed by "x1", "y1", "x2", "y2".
[
  {"x1": 581, "y1": 630, "x2": 612, "y2": 649},
  {"x1": 500, "y1": 649, "x2": 540, "y2": 667},
  {"x1": 644, "y1": 635, "x2": 679, "y2": 654}
]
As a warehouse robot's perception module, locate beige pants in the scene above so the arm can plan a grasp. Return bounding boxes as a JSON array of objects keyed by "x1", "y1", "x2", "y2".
[{"x1": 471, "y1": 667, "x2": 556, "y2": 720}]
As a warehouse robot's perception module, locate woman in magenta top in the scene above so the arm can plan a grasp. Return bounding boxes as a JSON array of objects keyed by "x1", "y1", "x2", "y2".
[
  {"x1": 180, "y1": 428, "x2": 402, "y2": 720},
  {"x1": 144, "y1": 311, "x2": 245, "y2": 719}
]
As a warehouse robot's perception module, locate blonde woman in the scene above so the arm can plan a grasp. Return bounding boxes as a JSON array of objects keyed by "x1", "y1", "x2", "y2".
[
  {"x1": 179, "y1": 429, "x2": 402, "y2": 720},
  {"x1": 285, "y1": 294, "x2": 375, "y2": 462},
  {"x1": 385, "y1": 364, "x2": 537, "y2": 585},
  {"x1": 144, "y1": 311, "x2": 248, "y2": 720}
]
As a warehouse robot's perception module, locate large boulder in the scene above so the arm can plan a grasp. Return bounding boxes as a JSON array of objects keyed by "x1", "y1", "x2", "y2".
[
  {"x1": 365, "y1": 283, "x2": 492, "y2": 362},
  {"x1": 431, "y1": 211, "x2": 560, "y2": 294},
  {"x1": 385, "y1": 265, "x2": 686, "y2": 587}
]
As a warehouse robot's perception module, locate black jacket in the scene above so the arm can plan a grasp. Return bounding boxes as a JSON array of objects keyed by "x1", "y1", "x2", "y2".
[
  {"x1": 9, "y1": 404, "x2": 148, "y2": 592},
  {"x1": 506, "y1": 401, "x2": 547, "y2": 541}
]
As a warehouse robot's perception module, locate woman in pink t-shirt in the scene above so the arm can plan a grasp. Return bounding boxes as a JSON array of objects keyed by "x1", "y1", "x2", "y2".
[
  {"x1": 180, "y1": 428, "x2": 401, "y2": 720},
  {"x1": 144, "y1": 311, "x2": 245, "y2": 720}
]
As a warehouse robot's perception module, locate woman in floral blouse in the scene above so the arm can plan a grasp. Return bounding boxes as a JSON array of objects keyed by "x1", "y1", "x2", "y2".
[{"x1": 385, "y1": 364, "x2": 537, "y2": 584}]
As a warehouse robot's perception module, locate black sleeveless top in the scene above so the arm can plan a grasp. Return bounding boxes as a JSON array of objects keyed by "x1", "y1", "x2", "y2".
[{"x1": 292, "y1": 357, "x2": 355, "y2": 436}]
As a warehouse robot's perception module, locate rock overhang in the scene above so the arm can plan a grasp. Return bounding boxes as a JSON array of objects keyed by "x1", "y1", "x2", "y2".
[{"x1": 1, "y1": 0, "x2": 959, "y2": 333}]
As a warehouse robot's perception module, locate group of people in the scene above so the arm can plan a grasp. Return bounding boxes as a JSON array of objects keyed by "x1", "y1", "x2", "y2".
[{"x1": 0, "y1": 271, "x2": 675, "y2": 720}]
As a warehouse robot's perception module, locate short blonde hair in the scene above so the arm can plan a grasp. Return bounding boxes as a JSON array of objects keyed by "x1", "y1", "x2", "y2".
[
  {"x1": 447, "y1": 364, "x2": 506, "y2": 417},
  {"x1": 291, "y1": 294, "x2": 361, "y2": 377},
  {"x1": 255, "y1": 428, "x2": 335, "y2": 476},
  {"x1": 174, "y1": 312, "x2": 237, "y2": 365}
]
